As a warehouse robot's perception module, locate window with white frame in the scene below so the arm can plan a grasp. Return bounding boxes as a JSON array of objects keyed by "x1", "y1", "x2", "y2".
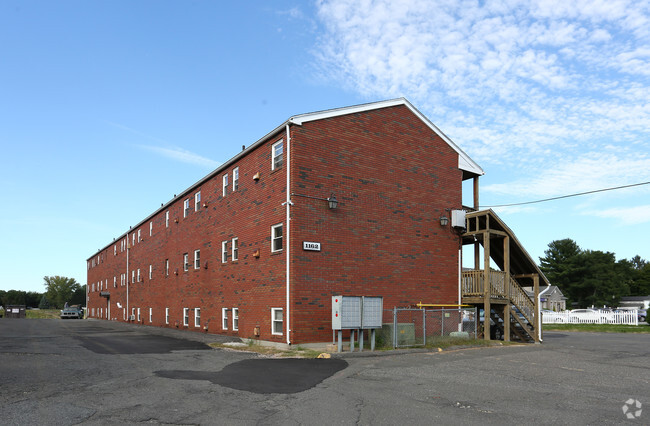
[
  {"x1": 233, "y1": 308, "x2": 239, "y2": 331},
  {"x1": 271, "y1": 308, "x2": 283, "y2": 335},
  {"x1": 114, "y1": 245, "x2": 116, "y2": 255},
  {"x1": 137, "y1": 268, "x2": 141, "y2": 282},
  {"x1": 222, "y1": 174, "x2": 228, "y2": 197},
  {"x1": 113, "y1": 276, "x2": 116, "y2": 288},
  {"x1": 137, "y1": 229, "x2": 141, "y2": 242},
  {"x1": 183, "y1": 308, "x2": 189, "y2": 326},
  {"x1": 132, "y1": 270, "x2": 135, "y2": 283},
  {"x1": 165, "y1": 259, "x2": 169, "y2": 276},
  {"x1": 222, "y1": 308, "x2": 229, "y2": 330},
  {"x1": 149, "y1": 264, "x2": 153, "y2": 280},
  {"x1": 132, "y1": 233, "x2": 136, "y2": 246},
  {"x1": 149, "y1": 221, "x2": 153, "y2": 236},
  {"x1": 165, "y1": 307, "x2": 169, "y2": 324},
  {"x1": 194, "y1": 249, "x2": 200, "y2": 269},
  {"x1": 131, "y1": 307, "x2": 135, "y2": 319},
  {"x1": 271, "y1": 223, "x2": 283, "y2": 252},
  {"x1": 92, "y1": 283, "x2": 95, "y2": 292},
  {"x1": 221, "y1": 241, "x2": 228, "y2": 263},
  {"x1": 149, "y1": 307, "x2": 152, "y2": 323},
  {"x1": 233, "y1": 167, "x2": 239, "y2": 191},
  {"x1": 166, "y1": 210, "x2": 170, "y2": 227},
  {"x1": 232, "y1": 238, "x2": 238, "y2": 261},
  {"x1": 272, "y1": 140, "x2": 283, "y2": 170},
  {"x1": 184, "y1": 199, "x2": 190, "y2": 217},
  {"x1": 195, "y1": 191, "x2": 201, "y2": 211},
  {"x1": 195, "y1": 308, "x2": 200, "y2": 327},
  {"x1": 137, "y1": 307, "x2": 141, "y2": 322},
  {"x1": 183, "y1": 253, "x2": 189, "y2": 271}
]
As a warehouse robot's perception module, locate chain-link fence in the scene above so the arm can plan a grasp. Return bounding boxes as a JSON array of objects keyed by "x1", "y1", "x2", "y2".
[{"x1": 383, "y1": 308, "x2": 477, "y2": 348}]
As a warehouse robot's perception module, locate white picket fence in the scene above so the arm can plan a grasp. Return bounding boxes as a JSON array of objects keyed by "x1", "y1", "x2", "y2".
[{"x1": 542, "y1": 310, "x2": 639, "y2": 325}]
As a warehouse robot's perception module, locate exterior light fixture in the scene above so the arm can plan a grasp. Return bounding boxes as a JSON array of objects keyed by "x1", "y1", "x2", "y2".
[
  {"x1": 439, "y1": 215, "x2": 449, "y2": 226},
  {"x1": 327, "y1": 194, "x2": 338, "y2": 209}
]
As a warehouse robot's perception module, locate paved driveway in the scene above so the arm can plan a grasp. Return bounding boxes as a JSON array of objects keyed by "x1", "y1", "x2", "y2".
[{"x1": 1, "y1": 319, "x2": 648, "y2": 425}]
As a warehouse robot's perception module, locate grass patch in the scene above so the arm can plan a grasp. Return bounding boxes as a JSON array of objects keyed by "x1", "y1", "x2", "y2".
[
  {"x1": 209, "y1": 341, "x2": 323, "y2": 358},
  {"x1": 424, "y1": 336, "x2": 516, "y2": 350},
  {"x1": 25, "y1": 309, "x2": 62, "y2": 319},
  {"x1": 544, "y1": 323, "x2": 650, "y2": 333}
]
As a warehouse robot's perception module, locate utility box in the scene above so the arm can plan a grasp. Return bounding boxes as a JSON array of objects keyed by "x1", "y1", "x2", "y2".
[
  {"x1": 331, "y1": 296, "x2": 361, "y2": 330},
  {"x1": 361, "y1": 296, "x2": 383, "y2": 329},
  {"x1": 451, "y1": 210, "x2": 466, "y2": 229},
  {"x1": 332, "y1": 296, "x2": 383, "y2": 330}
]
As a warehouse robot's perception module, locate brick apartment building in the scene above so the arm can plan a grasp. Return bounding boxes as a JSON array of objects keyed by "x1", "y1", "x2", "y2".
[{"x1": 86, "y1": 98, "x2": 484, "y2": 345}]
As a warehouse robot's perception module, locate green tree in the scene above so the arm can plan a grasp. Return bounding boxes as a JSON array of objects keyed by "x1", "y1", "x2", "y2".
[
  {"x1": 39, "y1": 294, "x2": 51, "y2": 309},
  {"x1": 44, "y1": 276, "x2": 81, "y2": 309},
  {"x1": 539, "y1": 239, "x2": 582, "y2": 292}
]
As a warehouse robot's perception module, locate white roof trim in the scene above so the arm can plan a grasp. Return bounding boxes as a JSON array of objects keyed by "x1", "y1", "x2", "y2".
[{"x1": 289, "y1": 98, "x2": 483, "y2": 177}]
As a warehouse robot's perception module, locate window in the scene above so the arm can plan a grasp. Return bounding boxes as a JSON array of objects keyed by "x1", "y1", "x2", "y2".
[
  {"x1": 149, "y1": 264, "x2": 153, "y2": 280},
  {"x1": 131, "y1": 307, "x2": 135, "y2": 319},
  {"x1": 165, "y1": 259, "x2": 169, "y2": 276},
  {"x1": 233, "y1": 308, "x2": 239, "y2": 331},
  {"x1": 222, "y1": 308, "x2": 229, "y2": 330},
  {"x1": 166, "y1": 210, "x2": 169, "y2": 227},
  {"x1": 183, "y1": 308, "x2": 189, "y2": 326},
  {"x1": 222, "y1": 174, "x2": 228, "y2": 197},
  {"x1": 137, "y1": 268, "x2": 141, "y2": 282},
  {"x1": 92, "y1": 283, "x2": 95, "y2": 292},
  {"x1": 113, "y1": 276, "x2": 116, "y2": 288},
  {"x1": 132, "y1": 233, "x2": 136, "y2": 246},
  {"x1": 137, "y1": 229, "x2": 141, "y2": 242},
  {"x1": 272, "y1": 308, "x2": 283, "y2": 335},
  {"x1": 149, "y1": 221, "x2": 153, "y2": 236},
  {"x1": 195, "y1": 191, "x2": 201, "y2": 211},
  {"x1": 114, "y1": 245, "x2": 117, "y2": 256},
  {"x1": 221, "y1": 241, "x2": 228, "y2": 263},
  {"x1": 271, "y1": 223, "x2": 283, "y2": 252},
  {"x1": 165, "y1": 307, "x2": 169, "y2": 325},
  {"x1": 132, "y1": 270, "x2": 135, "y2": 283},
  {"x1": 183, "y1": 253, "x2": 189, "y2": 271},
  {"x1": 149, "y1": 307, "x2": 152, "y2": 323},
  {"x1": 272, "y1": 140, "x2": 283, "y2": 170},
  {"x1": 232, "y1": 238, "x2": 238, "y2": 261},
  {"x1": 233, "y1": 167, "x2": 239, "y2": 191},
  {"x1": 137, "y1": 307, "x2": 141, "y2": 322},
  {"x1": 195, "y1": 308, "x2": 200, "y2": 327},
  {"x1": 184, "y1": 199, "x2": 190, "y2": 217},
  {"x1": 194, "y1": 249, "x2": 200, "y2": 269}
]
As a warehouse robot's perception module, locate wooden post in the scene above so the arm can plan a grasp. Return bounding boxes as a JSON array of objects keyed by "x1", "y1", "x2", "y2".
[
  {"x1": 503, "y1": 236, "x2": 510, "y2": 342},
  {"x1": 483, "y1": 231, "x2": 491, "y2": 340},
  {"x1": 473, "y1": 176, "x2": 479, "y2": 210}
]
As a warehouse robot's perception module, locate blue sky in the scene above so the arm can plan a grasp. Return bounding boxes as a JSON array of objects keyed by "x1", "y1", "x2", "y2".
[{"x1": 2, "y1": 0, "x2": 649, "y2": 293}]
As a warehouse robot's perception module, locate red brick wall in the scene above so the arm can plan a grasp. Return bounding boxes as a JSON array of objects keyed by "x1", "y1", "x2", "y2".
[
  {"x1": 88, "y1": 104, "x2": 465, "y2": 345},
  {"x1": 289, "y1": 105, "x2": 463, "y2": 343}
]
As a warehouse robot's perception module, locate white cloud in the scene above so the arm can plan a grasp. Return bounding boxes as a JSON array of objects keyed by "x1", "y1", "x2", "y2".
[
  {"x1": 139, "y1": 145, "x2": 220, "y2": 169},
  {"x1": 591, "y1": 205, "x2": 650, "y2": 225}
]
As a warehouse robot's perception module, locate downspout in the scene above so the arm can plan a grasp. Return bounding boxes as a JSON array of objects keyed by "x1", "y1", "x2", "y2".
[
  {"x1": 126, "y1": 234, "x2": 129, "y2": 321},
  {"x1": 537, "y1": 283, "x2": 551, "y2": 342},
  {"x1": 285, "y1": 123, "x2": 292, "y2": 346}
]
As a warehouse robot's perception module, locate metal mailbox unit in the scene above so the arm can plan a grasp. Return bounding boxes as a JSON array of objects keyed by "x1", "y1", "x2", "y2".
[{"x1": 332, "y1": 296, "x2": 383, "y2": 352}]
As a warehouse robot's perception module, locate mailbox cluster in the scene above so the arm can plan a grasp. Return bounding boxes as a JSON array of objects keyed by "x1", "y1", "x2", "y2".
[{"x1": 331, "y1": 296, "x2": 383, "y2": 352}]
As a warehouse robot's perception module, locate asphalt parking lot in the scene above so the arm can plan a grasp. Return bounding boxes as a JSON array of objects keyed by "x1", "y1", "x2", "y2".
[{"x1": 1, "y1": 319, "x2": 648, "y2": 425}]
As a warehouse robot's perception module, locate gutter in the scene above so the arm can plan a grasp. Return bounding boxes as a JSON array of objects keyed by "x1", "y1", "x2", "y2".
[{"x1": 285, "y1": 123, "x2": 293, "y2": 346}]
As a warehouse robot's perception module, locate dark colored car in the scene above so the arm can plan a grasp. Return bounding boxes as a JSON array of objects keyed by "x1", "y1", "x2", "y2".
[{"x1": 639, "y1": 309, "x2": 647, "y2": 323}]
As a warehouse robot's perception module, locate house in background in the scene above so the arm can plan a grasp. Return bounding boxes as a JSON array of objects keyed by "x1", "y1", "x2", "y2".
[
  {"x1": 619, "y1": 296, "x2": 650, "y2": 311},
  {"x1": 524, "y1": 286, "x2": 566, "y2": 311},
  {"x1": 87, "y1": 98, "x2": 545, "y2": 345}
]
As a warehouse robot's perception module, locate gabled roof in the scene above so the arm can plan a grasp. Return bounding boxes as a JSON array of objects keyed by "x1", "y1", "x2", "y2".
[{"x1": 288, "y1": 98, "x2": 484, "y2": 179}]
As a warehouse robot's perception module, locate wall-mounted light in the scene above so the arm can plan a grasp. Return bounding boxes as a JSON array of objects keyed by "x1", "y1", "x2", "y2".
[
  {"x1": 327, "y1": 194, "x2": 339, "y2": 210},
  {"x1": 439, "y1": 215, "x2": 449, "y2": 226}
]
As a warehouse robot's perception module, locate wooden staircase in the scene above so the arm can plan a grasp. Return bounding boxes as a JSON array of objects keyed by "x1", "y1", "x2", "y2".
[{"x1": 461, "y1": 209, "x2": 550, "y2": 343}]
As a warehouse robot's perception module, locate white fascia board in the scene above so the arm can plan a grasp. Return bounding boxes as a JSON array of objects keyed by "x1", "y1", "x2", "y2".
[{"x1": 289, "y1": 98, "x2": 484, "y2": 177}]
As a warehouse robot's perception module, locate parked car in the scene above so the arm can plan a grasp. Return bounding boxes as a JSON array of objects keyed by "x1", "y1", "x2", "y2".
[
  {"x1": 638, "y1": 309, "x2": 647, "y2": 323},
  {"x1": 60, "y1": 306, "x2": 83, "y2": 319}
]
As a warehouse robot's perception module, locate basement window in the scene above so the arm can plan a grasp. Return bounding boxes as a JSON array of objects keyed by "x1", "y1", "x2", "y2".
[
  {"x1": 233, "y1": 308, "x2": 239, "y2": 331},
  {"x1": 195, "y1": 308, "x2": 201, "y2": 328},
  {"x1": 165, "y1": 307, "x2": 169, "y2": 325},
  {"x1": 271, "y1": 308, "x2": 283, "y2": 335},
  {"x1": 183, "y1": 308, "x2": 189, "y2": 326},
  {"x1": 222, "y1": 308, "x2": 229, "y2": 330}
]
